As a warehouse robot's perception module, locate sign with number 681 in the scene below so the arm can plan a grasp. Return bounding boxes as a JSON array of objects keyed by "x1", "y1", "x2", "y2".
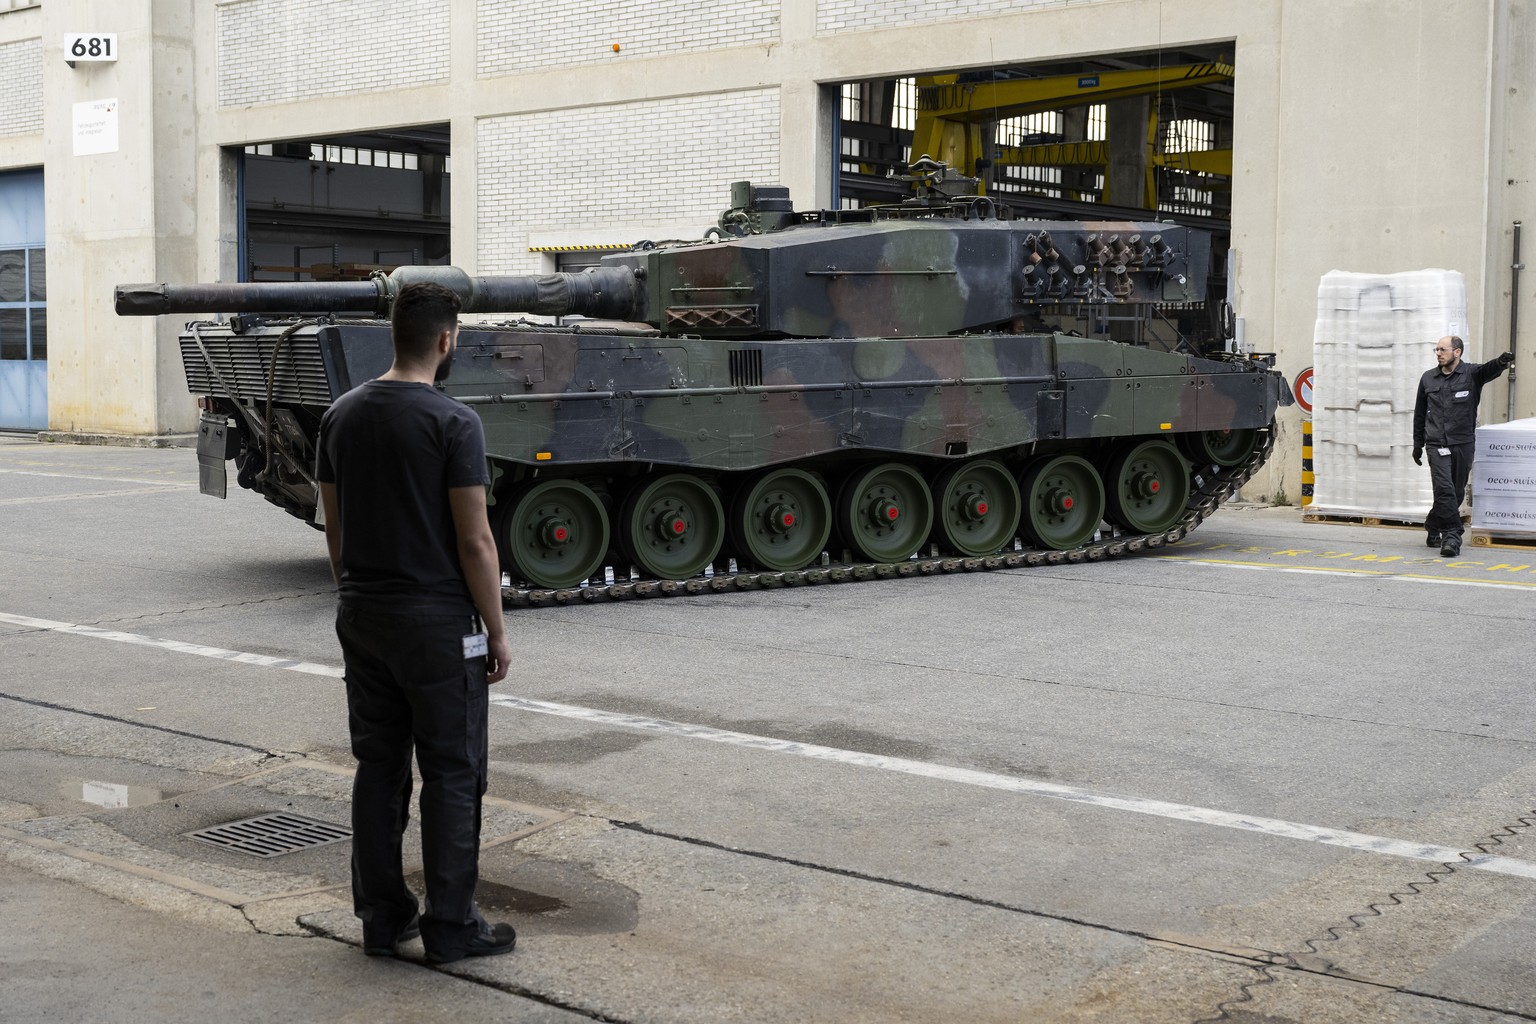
[{"x1": 65, "y1": 34, "x2": 118, "y2": 62}]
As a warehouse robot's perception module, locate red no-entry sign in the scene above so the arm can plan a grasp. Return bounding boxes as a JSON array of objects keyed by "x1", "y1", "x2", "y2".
[{"x1": 1294, "y1": 366, "x2": 1314, "y2": 414}]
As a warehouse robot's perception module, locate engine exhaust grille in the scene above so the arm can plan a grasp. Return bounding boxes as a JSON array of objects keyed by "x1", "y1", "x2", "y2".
[{"x1": 729, "y1": 348, "x2": 763, "y2": 388}]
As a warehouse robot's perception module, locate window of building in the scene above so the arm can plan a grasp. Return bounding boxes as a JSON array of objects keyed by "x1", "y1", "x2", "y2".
[
  {"x1": 892, "y1": 78, "x2": 916, "y2": 133},
  {"x1": 997, "y1": 111, "x2": 1062, "y2": 147},
  {"x1": 1086, "y1": 104, "x2": 1106, "y2": 142},
  {"x1": 1163, "y1": 117, "x2": 1215, "y2": 153},
  {"x1": 0, "y1": 247, "x2": 45, "y2": 361},
  {"x1": 243, "y1": 143, "x2": 433, "y2": 173}
]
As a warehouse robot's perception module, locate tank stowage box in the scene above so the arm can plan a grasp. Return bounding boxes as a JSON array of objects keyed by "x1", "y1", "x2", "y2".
[{"x1": 118, "y1": 163, "x2": 1290, "y2": 600}]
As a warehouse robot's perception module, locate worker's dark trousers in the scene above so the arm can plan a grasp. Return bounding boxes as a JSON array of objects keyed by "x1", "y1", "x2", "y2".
[
  {"x1": 1425, "y1": 443, "x2": 1474, "y2": 540},
  {"x1": 336, "y1": 605, "x2": 488, "y2": 958}
]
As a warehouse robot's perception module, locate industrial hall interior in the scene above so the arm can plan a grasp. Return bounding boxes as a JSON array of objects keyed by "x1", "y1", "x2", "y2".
[{"x1": 0, "y1": 0, "x2": 1532, "y2": 510}]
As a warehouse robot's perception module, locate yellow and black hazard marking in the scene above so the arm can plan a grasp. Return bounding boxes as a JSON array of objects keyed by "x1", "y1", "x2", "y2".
[
  {"x1": 527, "y1": 243, "x2": 634, "y2": 253},
  {"x1": 1301, "y1": 419, "x2": 1313, "y2": 506}
]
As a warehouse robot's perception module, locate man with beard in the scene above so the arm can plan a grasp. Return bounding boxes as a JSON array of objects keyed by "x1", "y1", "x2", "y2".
[
  {"x1": 317, "y1": 280, "x2": 516, "y2": 964},
  {"x1": 1412, "y1": 335, "x2": 1515, "y2": 557}
]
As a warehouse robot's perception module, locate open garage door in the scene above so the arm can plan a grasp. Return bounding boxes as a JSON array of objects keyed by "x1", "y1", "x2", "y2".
[
  {"x1": 238, "y1": 125, "x2": 450, "y2": 283},
  {"x1": 833, "y1": 46, "x2": 1234, "y2": 352}
]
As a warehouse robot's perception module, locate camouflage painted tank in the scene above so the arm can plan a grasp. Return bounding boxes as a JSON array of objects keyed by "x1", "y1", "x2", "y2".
[{"x1": 116, "y1": 162, "x2": 1290, "y2": 601}]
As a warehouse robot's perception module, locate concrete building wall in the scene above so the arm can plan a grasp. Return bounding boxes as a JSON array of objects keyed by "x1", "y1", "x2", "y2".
[
  {"x1": 40, "y1": 0, "x2": 198, "y2": 435},
  {"x1": 0, "y1": 36, "x2": 41, "y2": 137},
  {"x1": 2, "y1": 0, "x2": 1529, "y2": 507},
  {"x1": 0, "y1": 6, "x2": 42, "y2": 176},
  {"x1": 477, "y1": 0, "x2": 779, "y2": 74},
  {"x1": 1255, "y1": 0, "x2": 1510, "y2": 493},
  {"x1": 816, "y1": 0, "x2": 1101, "y2": 34},
  {"x1": 477, "y1": 90, "x2": 782, "y2": 275},
  {"x1": 216, "y1": 0, "x2": 450, "y2": 107},
  {"x1": 1481, "y1": 0, "x2": 1536, "y2": 425}
]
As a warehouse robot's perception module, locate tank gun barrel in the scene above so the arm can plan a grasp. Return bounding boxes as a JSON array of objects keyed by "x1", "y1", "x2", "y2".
[
  {"x1": 114, "y1": 265, "x2": 643, "y2": 320},
  {"x1": 114, "y1": 280, "x2": 383, "y2": 317}
]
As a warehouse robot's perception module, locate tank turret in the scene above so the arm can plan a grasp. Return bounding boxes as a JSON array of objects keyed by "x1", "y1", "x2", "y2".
[{"x1": 119, "y1": 161, "x2": 1207, "y2": 342}]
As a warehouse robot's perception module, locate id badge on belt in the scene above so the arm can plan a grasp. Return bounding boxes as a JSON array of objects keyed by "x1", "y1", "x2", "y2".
[
  {"x1": 1438, "y1": 447, "x2": 1451, "y2": 456},
  {"x1": 463, "y1": 632, "x2": 488, "y2": 659}
]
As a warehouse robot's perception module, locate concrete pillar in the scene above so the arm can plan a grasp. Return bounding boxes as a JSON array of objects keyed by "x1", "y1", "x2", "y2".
[
  {"x1": 781, "y1": 0, "x2": 830, "y2": 208},
  {"x1": 1104, "y1": 95, "x2": 1150, "y2": 210},
  {"x1": 1060, "y1": 106, "x2": 1095, "y2": 201},
  {"x1": 44, "y1": 0, "x2": 197, "y2": 437},
  {"x1": 1482, "y1": 0, "x2": 1535, "y2": 422}
]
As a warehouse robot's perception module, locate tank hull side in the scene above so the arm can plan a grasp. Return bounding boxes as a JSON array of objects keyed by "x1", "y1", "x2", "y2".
[{"x1": 442, "y1": 324, "x2": 1281, "y2": 472}]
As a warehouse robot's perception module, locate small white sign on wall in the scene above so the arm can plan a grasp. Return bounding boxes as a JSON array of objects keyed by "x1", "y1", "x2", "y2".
[{"x1": 73, "y1": 98, "x2": 118, "y2": 156}]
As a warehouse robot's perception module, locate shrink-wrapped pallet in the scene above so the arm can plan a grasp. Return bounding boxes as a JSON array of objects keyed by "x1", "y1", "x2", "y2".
[
  {"x1": 1310, "y1": 269, "x2": 1467, "y2": 521},
  {"x1": 1472, "y1": 418, "x2": 1536, "y2": 535}
]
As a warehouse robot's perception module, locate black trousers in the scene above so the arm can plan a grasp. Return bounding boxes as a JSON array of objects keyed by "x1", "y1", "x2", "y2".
[
  {"x1": 1425, "y1": 442, "x2": 1474, "y2": 539},
  {"x1": 336, "y1": 605, "x2": 488, "y2": 957}
]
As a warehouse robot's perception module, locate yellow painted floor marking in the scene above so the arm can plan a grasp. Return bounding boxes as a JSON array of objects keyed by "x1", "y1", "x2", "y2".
[{"x1": 1152, "y1": 556, "x2": 1536, "y2": 590}]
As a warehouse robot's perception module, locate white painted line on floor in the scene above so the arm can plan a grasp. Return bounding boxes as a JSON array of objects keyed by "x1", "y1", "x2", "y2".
[
  {"x1": 1156, "y1": 556, "x2": 1536, "y2": 591},
  {"x1": 0, "y1": 468, "x2": 190, "y2": 488},
  {"x1": 0, "y1": 485, "x2": 190, "y2": 506},
  {"x1": 6, "y1": 608, "x2": 1533, "y2": 881},
  {"x1": 489, "y1": 695, "x2": 1536, "y2": 881},
  {"x1": 0, "y1": 612, "x2": 344, "y2": 677}
]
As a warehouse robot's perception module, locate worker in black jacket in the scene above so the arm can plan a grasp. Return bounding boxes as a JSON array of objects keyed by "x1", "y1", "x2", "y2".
[{"x1": 1412, "y1": 335, "x2": 1515, "y2": 557}]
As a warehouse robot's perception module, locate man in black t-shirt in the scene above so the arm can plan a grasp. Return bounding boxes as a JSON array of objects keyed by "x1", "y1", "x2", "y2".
[
  {"x1": 1412, "y1": 335, "x2": 1514, "y2": 558},
  {"x1": 317, "y1": 281, "x2": 516, "y2": 964}
]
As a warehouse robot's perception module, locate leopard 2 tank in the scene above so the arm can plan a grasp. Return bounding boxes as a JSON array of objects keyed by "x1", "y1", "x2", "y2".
[{"x1": 116, "y1": 159, "x2": 1290, "y2": 603}]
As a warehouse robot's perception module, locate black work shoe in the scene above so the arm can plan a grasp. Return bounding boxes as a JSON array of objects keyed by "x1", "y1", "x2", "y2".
[
  {"x1": 1440, "y1": 537, "x2": 1461, "y2": 558},
  {"x1": 363, "y1": 913, "x2": 421, "y2": 957},
  {"x1": 1426, "y1": 530, "x2": 1441, "y2": 548},
  {"x1": 426, "y1": 921, "x2": 517, "y2": 964}
]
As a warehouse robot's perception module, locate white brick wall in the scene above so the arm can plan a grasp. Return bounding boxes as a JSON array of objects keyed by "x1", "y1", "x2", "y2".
[
  {"x1": 818, "y1": 0, "x2": 1100, "y2": 34},
  {"x1": 217, "y1": 0, "x2": 449, "y2": 108},
  {"x1": 0, "y1": 37, "x2": 41, "y2": 137},
  {"x1": 477, "y1": 0, "x2": 777, "y2": 75},
  {"x1": 477, "y1": 89, "x2": 781, "y2": 274}
]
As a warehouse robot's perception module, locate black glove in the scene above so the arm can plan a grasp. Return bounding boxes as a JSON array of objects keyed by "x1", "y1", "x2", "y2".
[
  {"x1": 1412, "y1": 447, "x2": 1423, "y2": 466},
  {"x1": 1498, "y1": 350, "x2": 1515, "y2": 368}
]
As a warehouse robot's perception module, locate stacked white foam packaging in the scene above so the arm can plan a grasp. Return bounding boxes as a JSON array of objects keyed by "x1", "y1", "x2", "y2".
[
  {"x1": 1311, "y1": 270, "x2": 1467, "y2": 520},
  {"x1": 1472, "y1": 418, "x2": 1536, "y2": 535}
]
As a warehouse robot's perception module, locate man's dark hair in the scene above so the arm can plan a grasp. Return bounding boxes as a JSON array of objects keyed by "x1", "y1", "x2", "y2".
[
  {"x1": 391, "y1": 282, "x2": 462, "y2": 361},
  {"x1": 1449, "y1": 335, "x2": 1465, "y2": 354}
]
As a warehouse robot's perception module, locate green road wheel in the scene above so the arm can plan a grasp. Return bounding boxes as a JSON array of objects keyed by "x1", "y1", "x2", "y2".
[
  {"x1": 497, "y1": 479, "x2": 609, "y2": 589},
  {"x1": 618, "y1": 473, "x2": 725, "y2": 580},
  {"x1": 1179, "y1": 427, "x2": 1259, "y2": 468},
  {"x1": 1018, "y1": 455, "x2": 1105, "y2": 551},
  {"x1": 835, "y1": 462, "x2": 933, "y2": 563},
  {"x1": 931, "y1": 459, "x2": 1021, "y2": 556},
  {"x1": 730, "y1": 468, "x2": 832, "y2": 571},
  {"x1": 1105, "y1": 440, "x2": 1191, "y2": 533}
]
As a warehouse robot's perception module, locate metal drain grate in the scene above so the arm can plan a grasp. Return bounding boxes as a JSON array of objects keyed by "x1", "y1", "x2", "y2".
[{"x1": 183, "y1": 812, "x2": 352, "y2": 858}]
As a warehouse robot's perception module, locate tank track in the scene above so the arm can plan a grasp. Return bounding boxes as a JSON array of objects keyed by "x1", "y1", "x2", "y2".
[{"x1": 501, "y1": 428, "x2": 1275, "y2": 608}]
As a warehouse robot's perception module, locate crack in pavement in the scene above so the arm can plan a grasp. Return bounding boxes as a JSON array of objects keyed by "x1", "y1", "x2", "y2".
[
  {"x1": 0, "y1": 691, "x2": 297, "y2": 759},
  {"x1": 614, "y1": 819, "x2": 1536, "y2": 1022}
]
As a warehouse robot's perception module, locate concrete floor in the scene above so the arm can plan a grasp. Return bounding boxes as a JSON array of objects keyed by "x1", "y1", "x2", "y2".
[{"x1": 1, "y1": 435, "x2": 1532, "y2": 1023}]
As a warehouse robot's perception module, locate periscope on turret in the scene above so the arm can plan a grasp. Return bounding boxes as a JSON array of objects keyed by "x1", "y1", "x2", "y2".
[{"x1": 115, "y1": 159, "x2": 1289, "y2": 597}]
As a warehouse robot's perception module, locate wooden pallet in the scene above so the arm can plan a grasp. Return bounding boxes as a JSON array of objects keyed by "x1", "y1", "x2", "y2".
[
  {"x1": 1470, "y1": 529, "x2": 1536, "y2": 550},
  {"x1": 1303, "y1": 512, "x2": 1434, "y2": 530}
]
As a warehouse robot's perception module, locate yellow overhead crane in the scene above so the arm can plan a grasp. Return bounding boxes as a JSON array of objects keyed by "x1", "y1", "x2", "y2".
[{"x1": 911, "y1": 61, "x2": 1234, "y2": 207}]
